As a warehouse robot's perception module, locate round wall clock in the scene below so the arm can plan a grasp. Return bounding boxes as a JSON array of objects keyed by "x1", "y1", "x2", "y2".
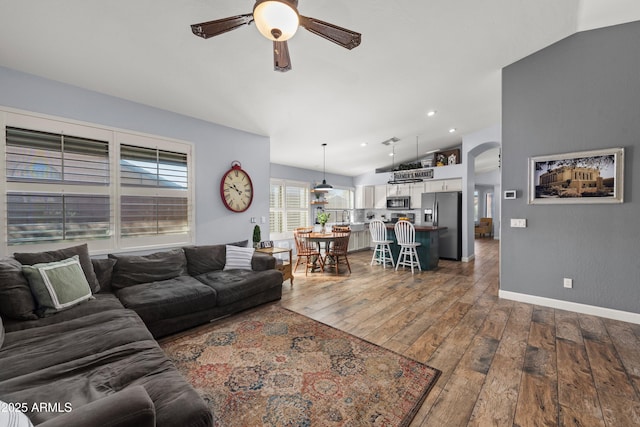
[{"x1": 220, "y1": 161, "x2": 254, "y2": 212}]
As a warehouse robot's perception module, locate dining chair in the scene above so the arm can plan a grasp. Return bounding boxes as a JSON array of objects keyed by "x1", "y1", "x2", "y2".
[
  {"x1": 394, "y1": 220, "x2": 421, "y2": 274},
  {"x1": 369, "y1": 219, "x2": 394, "y2": 268},
  {"x1": 293, "y1": 227, "x2": 323, "y2": 275},
  {"x1": 324, "y1": 231, "x2": 351, "y2": 274}
]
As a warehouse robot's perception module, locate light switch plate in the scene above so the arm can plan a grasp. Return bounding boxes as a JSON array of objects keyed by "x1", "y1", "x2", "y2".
[{"x1": 510, "y1": 218, "x2": 527, "y2": 228}]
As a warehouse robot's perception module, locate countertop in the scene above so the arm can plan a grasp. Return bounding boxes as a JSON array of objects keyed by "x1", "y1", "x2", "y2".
[{"x1": 384, "y1": 224, "x2": 446, "y2": 232}]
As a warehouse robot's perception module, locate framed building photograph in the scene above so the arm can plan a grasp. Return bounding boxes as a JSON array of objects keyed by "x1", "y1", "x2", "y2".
[{"x1": 528, "y1": 147, "x2": 624, "y2": 204}]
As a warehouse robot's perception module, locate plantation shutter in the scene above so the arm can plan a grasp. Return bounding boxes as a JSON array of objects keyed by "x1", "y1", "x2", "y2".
[
  {"x1": 5, "y1": 127, "x2": 111, "y2": 245},
  {"x1": 119, "y1": 144, "x2": 189, "y2": 238}
]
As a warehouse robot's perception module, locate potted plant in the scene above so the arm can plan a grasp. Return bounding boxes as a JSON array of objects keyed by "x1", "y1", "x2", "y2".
[
  {"x1": 252, "y1": 224, "x2": 261, "y2": 248},
  {"x1": 317, "y1": 212, "x2": 330, "y2": 234}
]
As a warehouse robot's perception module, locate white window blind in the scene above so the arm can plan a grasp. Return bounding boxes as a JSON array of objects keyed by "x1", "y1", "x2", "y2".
[
  {"x1": 5, "y1": 126, "x2": 111, "y2": 245},
  {"x1": 270, "y1": 180, "x2": 309, "y2": 235},
  {"x1": 119, "y1": 141, "x2": 190, "y2": 240}
]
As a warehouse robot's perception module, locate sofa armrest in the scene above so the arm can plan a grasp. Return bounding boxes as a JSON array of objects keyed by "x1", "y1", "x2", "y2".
[
  {"x1": 37, "y1": 386, "x2": 155, "y2": 427},
  {"x1": 251, "y1": 252, "x2": 276, "y2": 271}
]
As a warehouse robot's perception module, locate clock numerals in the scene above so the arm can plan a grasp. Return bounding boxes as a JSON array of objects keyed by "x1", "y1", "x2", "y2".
[{"x1": 221, "y1": 167, "x2": 253, "y2": 212}]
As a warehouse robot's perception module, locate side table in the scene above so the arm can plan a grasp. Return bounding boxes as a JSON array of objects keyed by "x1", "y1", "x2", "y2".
[{"x1": 256, "y1": 247, "x2": 293, "y2": 286}]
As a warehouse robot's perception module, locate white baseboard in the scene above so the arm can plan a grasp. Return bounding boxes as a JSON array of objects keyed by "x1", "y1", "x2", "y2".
[
  {"x1": 499, "y1": 290, "x2": 640, "y2": 324},
  {"x1": 461, "y1": 254, "x2": 475, "y2": 263}
]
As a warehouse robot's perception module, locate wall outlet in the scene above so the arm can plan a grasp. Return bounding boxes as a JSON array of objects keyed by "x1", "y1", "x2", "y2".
[
  {"x1": 563, "y1": 278, "x2": 573, "y2": 289},
  {"x1": 250, "y1": 217, "x2": 257, "y2": 223},
  {"x1": 510, "y1": 218, "x2": 527, "y2": 228}
]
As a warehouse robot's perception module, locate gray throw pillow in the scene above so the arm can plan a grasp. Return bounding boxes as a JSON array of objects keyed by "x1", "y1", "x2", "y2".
[
  {"x1": 108, "y1": 248, "x2": 187, "y2": 290},
  {"x1": 22, "y1": 255, "x2": 94, "y2": 317},
  {"x1": 91, "y1": 258, "x2": 117, "y2": 293},
  {"x1": 0, "y1": 257, "x2": 38, "y2": 320},
  {"x1": 183, "y1": 240, "x2": 249, "y2": 275},
  {"x1": 14, "y1": 243, "x2": 101, "y2": 293}
]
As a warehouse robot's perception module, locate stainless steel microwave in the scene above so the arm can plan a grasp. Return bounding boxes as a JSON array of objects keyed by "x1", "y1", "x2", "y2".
[{"x1": 386, "y1": 196, "x2": 411, "y2": 209}]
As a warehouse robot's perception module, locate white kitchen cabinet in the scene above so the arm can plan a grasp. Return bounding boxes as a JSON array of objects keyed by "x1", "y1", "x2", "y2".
[
  {"x1": 425, "y1": 178, "x2": 462, "y2": 192},
  {"x1": 410, "y1": 182, "x2": 425, "y2": 208},
  {"x1": 356, "y1": 185, "x2": 375, "y2": 209},
  {"x1": 374, "y1": 185, "x2": 387, "y2": 209},
  {"x1": 387, "y1": 183, "x2": 411, "y2": 197}
]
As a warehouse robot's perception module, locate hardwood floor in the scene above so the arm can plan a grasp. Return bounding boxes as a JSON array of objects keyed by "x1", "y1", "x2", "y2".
[{"x1": 278, "y1": 239, "x2": 640, "y2": 426}]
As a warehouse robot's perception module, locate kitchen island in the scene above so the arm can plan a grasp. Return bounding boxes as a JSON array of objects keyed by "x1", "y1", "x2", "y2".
[{"x1": 384, "y1": 224, "x2": 445, "y2": 270}]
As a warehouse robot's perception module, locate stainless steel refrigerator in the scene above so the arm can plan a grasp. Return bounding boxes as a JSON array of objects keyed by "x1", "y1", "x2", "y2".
[{"x1": 421, "y1": 191, "x2": 462, "y2": 260}]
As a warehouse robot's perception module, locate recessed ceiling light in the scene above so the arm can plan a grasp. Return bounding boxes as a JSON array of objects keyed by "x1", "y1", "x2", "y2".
[
  {"x1": 449, "y1": 128, "x2": 456, "y2": 133},
  {"x1": 427, "y1": 110, "x2": 437, "y2": 117},
  {"x1": 360, "y1": 142, "x2": 367, "y2": 147},
  {"x1": 388, "y1": 152, "x2": 394, "y2": 157}
]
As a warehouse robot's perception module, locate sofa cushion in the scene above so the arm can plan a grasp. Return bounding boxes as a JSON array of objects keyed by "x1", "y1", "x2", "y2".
[
  {"x1": 22, "y1": 256, "x2": 94, "y2": 317},
  {"x1": 223, "y1": 245, "x2": 255, "y2": 271},
  {"x1": 36, "y1": 386, "x2": 154, "y2": 427},
  {"x1": 13, "y1": 243, "x2": 100, "y2": 294},
  {"x1": 0, "y1": 257, "x2": 37, "y2": 320},
  {"x1": 195, "y1": 269, "x2": 283, "y2": 306},
  {"x1": 183, "y1": 240, "x2": 249, "y2": 275},
  {"x1": 108, "y1": 248, "x2": 187, "y2": 290},
  {"x1": 91, "y1": 258, "x2": 117, "y2": 293},
  {"x1": 0, "y1": 309, "x2": 212, "y2": 427},
  {"x1": 2, "y1": 294, "x2": 125, "y2": 333},
  {"x1": 116, "y1": 276, "x2": 218, "y2": 324}
]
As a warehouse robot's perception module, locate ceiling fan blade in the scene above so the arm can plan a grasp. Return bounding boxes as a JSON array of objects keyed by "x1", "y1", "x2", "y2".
[
  {"x1": 299, "y1": 15, "x2": 361, "y2": 50},
  {"x1": 191, "y1": 14, "x2": 253, "y2": 39},
  {"x1": 274, "y1": 40, "x2": 292, "y2": 72}
]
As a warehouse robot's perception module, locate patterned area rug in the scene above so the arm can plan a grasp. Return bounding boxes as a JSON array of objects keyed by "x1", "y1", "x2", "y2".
[{"x1": 160, "y1": 305, "x2": 440, "y2": 426}]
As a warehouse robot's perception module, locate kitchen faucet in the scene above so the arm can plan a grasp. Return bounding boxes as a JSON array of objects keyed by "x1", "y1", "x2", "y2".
[{"x1": 342, "y1": 210, "x2": 350, "y2": 223}]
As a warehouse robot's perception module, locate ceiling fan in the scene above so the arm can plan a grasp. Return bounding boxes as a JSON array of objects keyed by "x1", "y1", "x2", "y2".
[{"x1": 191, "y1": 0, "x2": 362, "y2": 72}]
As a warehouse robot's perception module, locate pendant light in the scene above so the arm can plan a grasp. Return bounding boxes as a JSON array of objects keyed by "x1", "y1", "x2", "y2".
[{"x1": 315, "y1": 143, "x2": 333, "y2": 190}]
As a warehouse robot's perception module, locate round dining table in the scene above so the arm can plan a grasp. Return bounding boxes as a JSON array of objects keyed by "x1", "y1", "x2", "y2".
[{"x1": 307, "y1": 232, "x2": 340, "y2": 271}]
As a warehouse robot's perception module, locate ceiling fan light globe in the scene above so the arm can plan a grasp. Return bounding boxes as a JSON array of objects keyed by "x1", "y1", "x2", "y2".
[{"x1": 254, "y1": 0, "x2": 299, "y2": 41}]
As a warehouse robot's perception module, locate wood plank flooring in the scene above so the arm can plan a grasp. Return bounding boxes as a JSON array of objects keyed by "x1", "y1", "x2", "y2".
[{"x1": 277, "y1": 239, "x2": 640, "y2": 426}]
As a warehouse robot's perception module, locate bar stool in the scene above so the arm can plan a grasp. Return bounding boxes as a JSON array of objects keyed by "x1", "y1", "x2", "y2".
[
  {"x1": 369, "y1": 220, "x2": 394, "y2": 268},
  {"x1": 394, "y1": 220, "x2": 421, "y2": 274}
]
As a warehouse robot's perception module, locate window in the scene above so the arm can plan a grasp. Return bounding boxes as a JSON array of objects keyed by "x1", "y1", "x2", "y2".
[
  {"x1": 270, "y1": 179, "x2": 309, "y2": 238},
  {"x1": 2, "y1": 112, "x2": 193, "y2": 253},
  {"x1": 119, "y1": 143, "x2": 189, "y2": 239},
  {"x1": 5, "y1": 126, "x2": 110, "y2": 246},
  {"x1": 485, "y1": 192, "x2": 494, "y2": 218},
  {"x1": 322, "y1": 187, "x2": 354, "y2": 223},
  {"x1": 473, "y1": 190, "x2": 479, "y2": 222}
]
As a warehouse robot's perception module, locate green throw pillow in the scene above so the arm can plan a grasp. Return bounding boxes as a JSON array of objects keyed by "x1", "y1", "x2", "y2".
[{"x1": 22, "y1": 255, "x2": 94, "y2": 316}]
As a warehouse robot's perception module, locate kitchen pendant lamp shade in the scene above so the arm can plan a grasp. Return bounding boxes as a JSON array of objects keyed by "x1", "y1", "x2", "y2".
[
  {"x1": 315, "y1": 143, "x2": 333, "y2": 190},
  {"x1": 253, "y1": 0, "x2": 300, "y2": 41}
]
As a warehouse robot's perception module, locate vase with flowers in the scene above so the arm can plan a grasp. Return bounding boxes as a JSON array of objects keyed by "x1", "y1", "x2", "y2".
[{"x1": 317, "y1": 212, "x2": 330, "y2": 234}]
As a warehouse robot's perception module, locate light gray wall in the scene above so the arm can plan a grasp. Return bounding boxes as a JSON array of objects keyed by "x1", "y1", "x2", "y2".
[
  {"x1": 271, "y1": 163, "x2": 354, "y2": 188},
  {"x1": 0, "y1": 66, "x2": 272, "y2": 249},
  {"x1": 501, "y1": 21, "x2": 640, "y2": 313}
]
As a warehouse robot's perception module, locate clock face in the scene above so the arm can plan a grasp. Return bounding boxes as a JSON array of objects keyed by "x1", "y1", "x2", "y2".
[{"x1": 220, "y1": 166, "x2": 254, "y2": 212}]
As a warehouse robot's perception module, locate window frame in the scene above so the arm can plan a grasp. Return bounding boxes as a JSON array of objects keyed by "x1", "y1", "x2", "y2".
[{"x1": 0, "y1": 109, "x2": 195, "y2": 256}]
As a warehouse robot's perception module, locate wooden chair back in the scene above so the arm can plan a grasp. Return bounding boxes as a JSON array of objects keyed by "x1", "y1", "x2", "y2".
[
  {"x1": 329, "y1": 232, "x2": 350, "y2": 255},
  {"x1": 294, "y1": 228, "x2": 317, "y2": 255}
]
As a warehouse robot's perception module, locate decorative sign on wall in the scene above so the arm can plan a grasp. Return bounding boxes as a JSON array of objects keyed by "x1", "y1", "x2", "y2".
[{"x1": 391, "y1": 168, "x2": 434, "y2": 183}]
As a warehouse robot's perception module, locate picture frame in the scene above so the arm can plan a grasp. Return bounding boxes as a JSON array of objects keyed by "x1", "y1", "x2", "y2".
[
  {"x1": 528, "y1": 147, "x2": 624, "y2": 204},
  {"x1": 259, "y1": 240, "x2": 273, "y2": 249}
]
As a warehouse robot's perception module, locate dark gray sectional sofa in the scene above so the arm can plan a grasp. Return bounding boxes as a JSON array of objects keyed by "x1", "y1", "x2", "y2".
[{"x1": 0, "y1": 242, "x2": 284, "y2": 426}]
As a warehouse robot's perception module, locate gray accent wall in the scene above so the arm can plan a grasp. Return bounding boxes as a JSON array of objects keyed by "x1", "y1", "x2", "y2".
[
  {"x1": 501, "y1": 21, "x2": 640, "y2": 313},
  {"x1": 0, "y1": 66, "x2": 272, "y2": 250}
]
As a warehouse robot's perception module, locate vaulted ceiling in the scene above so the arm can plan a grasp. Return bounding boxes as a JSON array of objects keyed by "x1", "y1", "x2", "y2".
[{"x1": 1, "y1": 0, "x2": 639, "y2": 176}]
